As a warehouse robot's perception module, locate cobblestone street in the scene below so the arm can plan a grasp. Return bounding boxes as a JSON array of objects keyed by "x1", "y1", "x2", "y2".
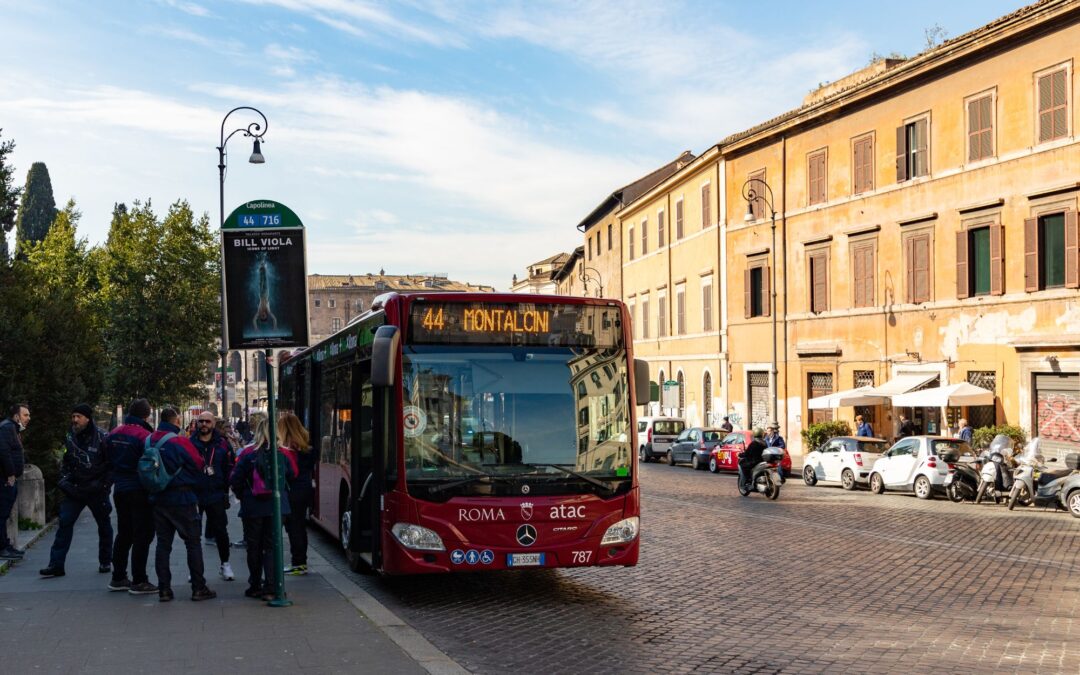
[{"x1": 313, "y1": 463, "x2": 1080, "y2": 674}]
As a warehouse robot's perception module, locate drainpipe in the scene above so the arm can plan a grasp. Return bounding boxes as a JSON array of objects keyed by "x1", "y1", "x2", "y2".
[{"x1": 781, "y1": 135, "x2": 789, "y2": 442}]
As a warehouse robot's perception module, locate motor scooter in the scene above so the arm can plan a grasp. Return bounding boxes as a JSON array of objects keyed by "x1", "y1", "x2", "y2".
[
  {"x1": 738, "y1": 448, "x2": 783, "y2": 500},
  {"x1": 1008, "y1": 439, "x2": 1080, "y2": 513},
  {"x1": 944, "y1": 451, "x2": 982, "y2": 503},
  {"x1": 974, "y1": 434, "x2": 1015, "y2": 505}
]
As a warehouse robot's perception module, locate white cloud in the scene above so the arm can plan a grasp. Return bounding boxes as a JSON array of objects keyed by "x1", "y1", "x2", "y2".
[{"x1": 162, "y1": 0, "x2": 212, "y2": 17}]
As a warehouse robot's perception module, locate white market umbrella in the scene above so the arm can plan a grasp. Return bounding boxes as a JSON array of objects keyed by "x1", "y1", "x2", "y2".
[
  {"x1": 807, "y1": 386, "x2": 888, "y2": 410},
  {"x1": 891, "y1": 382, "x2": 995, "y2": 408}
]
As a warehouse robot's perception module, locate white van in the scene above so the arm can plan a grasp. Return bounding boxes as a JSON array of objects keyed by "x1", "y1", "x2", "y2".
[{"x1": 637, "y1": 417, "x2": 687, "y2": 463}]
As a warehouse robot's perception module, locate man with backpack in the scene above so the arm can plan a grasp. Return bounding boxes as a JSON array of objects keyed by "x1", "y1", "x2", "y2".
[
  {"x1": 145, "y1": 407, "x2": 216, "y2": 602},
  {"x1": 40, "y1": 404, "x2": 113, "y2": 578},
  {"x1": 102, "y1": 398, "x2": 157, "y2": 594}
]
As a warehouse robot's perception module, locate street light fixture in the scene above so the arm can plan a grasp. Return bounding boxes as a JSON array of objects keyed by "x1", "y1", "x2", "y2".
[
  {"x1": 741, "y1": 177, "x2": 779, "y2": 431},
  {"x1": 217, "y1": 106, "x2": 268, "y2": 426},
  {"x1": 580, "y1": 266, "x2": 604, "y2": 298}
]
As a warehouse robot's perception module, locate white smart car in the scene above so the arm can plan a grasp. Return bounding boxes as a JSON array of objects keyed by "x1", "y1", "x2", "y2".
[
  {"x1": 802, "y1": 436, "x2": 890, "y2": 490},
  {"x1": 868, "y1": 436, "x2": 972, "y2": 499}
]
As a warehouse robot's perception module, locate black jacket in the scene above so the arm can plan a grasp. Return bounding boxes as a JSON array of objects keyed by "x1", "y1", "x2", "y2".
[
  {"x1": 60, "y1": 423, "x2": 110, "y2": 498},
  {"x1": 0, "y1": 418, "x2": 25, "y2": 480},
  {"x1": 739, "y1": 439, "x2": 767, "y2": 470}
]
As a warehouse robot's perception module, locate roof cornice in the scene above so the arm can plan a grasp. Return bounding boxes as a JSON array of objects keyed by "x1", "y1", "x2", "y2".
[{"x1": 617, "y1": 146, "x2": 721, "y2": 218}]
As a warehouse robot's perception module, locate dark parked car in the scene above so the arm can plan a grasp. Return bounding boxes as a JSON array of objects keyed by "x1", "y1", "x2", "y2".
[{"x1": 668, "y1": 428, "x2": 728, "y2": 470}]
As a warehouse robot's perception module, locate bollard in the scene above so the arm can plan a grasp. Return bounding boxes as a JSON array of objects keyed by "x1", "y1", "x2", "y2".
[{"x1": 14, "y1": 465, "x2": 46, "y2": 546}]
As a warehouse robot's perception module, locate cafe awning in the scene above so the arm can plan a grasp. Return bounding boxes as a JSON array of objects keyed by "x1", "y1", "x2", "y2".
[
  {"x1": 807, "y1": 386, "x2": 887, "y2": 410},
  {"x1": 864, "y1": 372, "x2": 940, "y2": 397},
  {"x1": 891, "y1": 382, "x2": 995, "y2": 408}
]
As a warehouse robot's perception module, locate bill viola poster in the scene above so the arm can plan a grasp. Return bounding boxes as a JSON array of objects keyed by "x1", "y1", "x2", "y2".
[{"x1": 222, "y1": 225, "x2": 309, "y2": 350}]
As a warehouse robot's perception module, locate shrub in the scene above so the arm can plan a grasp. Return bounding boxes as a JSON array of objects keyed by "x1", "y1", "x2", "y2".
[
  {"x1": 971, "y1": 424, "x2": 1026, "y2": 450},
  {"x1": 18, "y1": 517, "x2": 42, "y2": 531},
  {"x1": 801, "y1": 420, "x2": 852, "y2": 453}
]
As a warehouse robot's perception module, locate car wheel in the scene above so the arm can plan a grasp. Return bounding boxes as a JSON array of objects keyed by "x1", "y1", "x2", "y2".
[
  {"x1": 945, "y1": 482, "x2": 965, "y2": 503},
  {"x1": 869, "y1": 473, "x2": 885, "y2": 494},
  {"x1": 667, "y1": 450, "x2": 676, "y2": 466},
  {"x1": 802, "y1": 466, "x2": 817, "y2": 487},
  {"x1": 914, "y1": 475, "x2": 933, "y2": 500},
  {"x1": 841, "y1": 469, "x2": 856, "y2": 491},
  {"x1": 639, "y1": 446, "x2": 649, "y2": 463},
  {"x1": 691, "y1": 454, "x2": 700, "y2": 470},
  {"x1": 1068, "y1": 490, "x2": 1080, "y2": 519},
  {"x1": 709, "y1": 457, "x2": 719, "y2": 473}
]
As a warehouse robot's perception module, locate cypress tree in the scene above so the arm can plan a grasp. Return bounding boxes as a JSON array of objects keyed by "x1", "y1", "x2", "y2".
[
  {"x1": 0, "y1": 130, "x2": 18, "y2": 262},
  {"x1": 15, "y1": 161, "x2": 57, "y2": 251}
]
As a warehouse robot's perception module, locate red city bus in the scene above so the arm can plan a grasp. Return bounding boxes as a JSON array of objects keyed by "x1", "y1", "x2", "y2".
[{"x1": 278, "y1": 292, "x2": 647, "y2": 574}]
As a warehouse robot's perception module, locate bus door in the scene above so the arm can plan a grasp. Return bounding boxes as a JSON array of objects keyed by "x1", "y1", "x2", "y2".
[{"x1": 348, "y1": 361, "x2": 383, "y2": 570}]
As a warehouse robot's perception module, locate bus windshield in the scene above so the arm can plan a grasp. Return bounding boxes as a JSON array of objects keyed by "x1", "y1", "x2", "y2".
[{"x1": 402, "y1": 345, "x2": 631, "y2": 495}]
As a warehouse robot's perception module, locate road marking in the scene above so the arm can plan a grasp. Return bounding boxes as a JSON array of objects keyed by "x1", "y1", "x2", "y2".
[{"x1": 650, "y1": 493, "x2": 1080, "y2": 573}]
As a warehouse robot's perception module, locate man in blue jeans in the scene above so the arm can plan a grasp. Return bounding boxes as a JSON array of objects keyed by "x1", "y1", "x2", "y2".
[
  {"x1": 40, "y1": 404, "x2": 113, "y2": 577},
  {"x1": 0, "y1": 403, "x2": 30, "y2": 560}
]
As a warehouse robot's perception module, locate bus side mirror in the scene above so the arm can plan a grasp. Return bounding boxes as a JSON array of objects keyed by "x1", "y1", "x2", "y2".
[
  {"x1": 634, "y1": 359, "x2": 650, "y2": 405},
  {"x1": 372, "y1": 325, "x2": 400, "y2": 387}
]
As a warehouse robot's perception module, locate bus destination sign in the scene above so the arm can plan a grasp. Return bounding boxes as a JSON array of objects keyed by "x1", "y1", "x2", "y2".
[{"x1": 408, "y1": 302, "x2": 621, "y2": 347}]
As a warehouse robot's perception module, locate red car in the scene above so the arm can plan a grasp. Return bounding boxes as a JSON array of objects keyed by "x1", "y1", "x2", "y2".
[{"x1": 709, "y1": 430, "x2": 793, "y2": 477}]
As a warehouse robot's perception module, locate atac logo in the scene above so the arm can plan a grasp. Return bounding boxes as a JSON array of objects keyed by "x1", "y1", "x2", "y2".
[{"x1": 520, "y1": 502, "x2": 534, "y2": 521}]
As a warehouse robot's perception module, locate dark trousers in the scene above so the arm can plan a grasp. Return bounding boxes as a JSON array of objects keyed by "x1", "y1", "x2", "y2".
[
  {"x1": 286, "y1": 489, "x2": 312, "y2": 566},
  {"x1": 0, "y1": 483, "x2": 16, "y2": 550},
  {"x1": 112, "y1": 490, "x2": 155, "y2": 584},
  {"x1": 49, "y1": 493, "x2": 113, "y2": 568},
  {"x1": 199, "y1": 500, "x2": 230, "y2": 564},
  {"x1": 154, "y1": 503, "x2": 206, "y2": 592},
  {"x1": 242, "y1": 516, "x2": 274, "y2": 591}
]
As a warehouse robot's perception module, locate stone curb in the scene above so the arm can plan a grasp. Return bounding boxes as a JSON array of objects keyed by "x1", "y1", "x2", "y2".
[
  {"x1": 0, "y1": 518, "x2": 57, "y2": 575},
  {"x1": 307, "y1": 546, "x2": 470, "y2": 675}
]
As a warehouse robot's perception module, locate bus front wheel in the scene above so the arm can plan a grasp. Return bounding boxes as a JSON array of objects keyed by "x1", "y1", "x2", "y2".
[{"x1": 339, "y1": 490, "x2": 369, "y2": 574}]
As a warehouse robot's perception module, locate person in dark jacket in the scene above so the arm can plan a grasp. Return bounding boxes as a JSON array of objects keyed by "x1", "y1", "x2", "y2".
[
  {"x1": 40, "y1": 405, "x2": 113, "y2": 577},
  {"x1": 102, "y1": 398, "x2": 157, "y2": 594},
  {"x1": 898, "y1": 415, "x2": 917, "y2": 438},
  {"x1": 738, "y1": 428, "x2": 768, "y2": 492},
  {"x1": 764, "y1": 422, "x2": 787, "y2": 483},
  {"x1": 230, "y1": 417, "x2": 296, "y2": 600},
  {"x1": 190, "y1": 411, "x2": 234, "y2": 581},
  {"x1": 279, "y1": 412, "x2": 315, "y2": 575},
  {"x1": 0, "y1": 403, "x2": 30, "y2": 560},
  {"x1": 150, "y1": 408, "x2": 216, "y2": 602}
]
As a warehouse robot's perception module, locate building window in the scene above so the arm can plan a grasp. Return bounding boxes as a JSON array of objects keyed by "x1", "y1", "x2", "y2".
[
  {"x1": 904, "y1": 231, "x2": 933, "y2": 304},
  {"x1": 851, "y1": 241, "x2": 876, "y2": 308},
  {"x1": 675, "y1": 284, "x2": 686, "y2": 335},
  {"x1": 607, "y1": 224, "x2": 612, "y2": 250},
  {"x1": 958, "y1": 220, "x2": 1004, "y2": 298},
  {"x1": 588, "y1": 237, "x2": 593, "y2": 260},
  {"x1": 853, "y1": 370, "x2": 875, "y2": 425},
  {"x1": 675, "y1": 199, "x2": 684, "y2": 239},
  {"x1": 640, "y1": 295, "x2": 650, "y2": 339},
  {"x1": 852, "y1": 133, "x2": 874, "y2": 195},
  {"x1": 701, "y1": 183, "x2": 711, "y2": 227},
  {"x1": 745, "y1": 262, "x2": 769, "y2": 318},
  {"x1": 807, "y1": 149, "x2": 827, "y2": 205},
  {"x1": 328, "y1": 298, "x2": 336, "y2": 309},
  {"x1": 331, "y1": 317, "x2": 342, "y2": 331},
  {"x1": 808, "y1": 248, "x2": 829, "y2": 313},
  {"x1": 966, "y1": 92, "x2": 994, "y2": 162},
  {"x1": 314, "y1": 298, "x2": 321, "y2": 308},
  {"x1": 808, "y1": 373, "x2": 834, "y2": 424},
  {"x1": 967, "y1": 371, "x2": 997, "y2": 429},
  {"x1": 970, "y1": 227, "x2": 991, "y2": 296},
  {"x1": 1036, "y1": 65, "x2": 1069, "y2": 143},
  {"x1": 641, "y1": 218, "x2": 648, "y2": 256},
  {"x1": 701, "y1": 276, "x2": 713, "y2": 331},
  {"x1": 1025, "y1": 212, "x2": 1079, "y2": 291},
  {"x1": 748, "y1": 371, "x2": 769, "y2": 430},
  {"x1": 658, "y1": 209, "x2": 666, "y2": 247},
  {"x1": 628, "y1": 226, "x2": 635, "y2": 259},
  {"x1": 702, "y1": 372, "x2": 713, "y2": 425},
  {"x1": 748, "y1": 169, "x2": 766, "y2": 220},
  {"x1": 657, "y1": 292, "x2": 667, "y2": 338},
  {"x1": 896, "y1": 115, "x2": 929, "y2": 181}
]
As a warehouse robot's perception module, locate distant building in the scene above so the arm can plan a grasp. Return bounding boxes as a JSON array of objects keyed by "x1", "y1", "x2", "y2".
[{"x1": 510, "y1": 253, "x2": 570, "y2": 294}]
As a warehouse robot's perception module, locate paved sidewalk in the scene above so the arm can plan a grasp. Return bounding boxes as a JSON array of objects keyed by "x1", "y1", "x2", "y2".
[{"x1": 0, "y1": 509, "x2": 428, "y2": 674}]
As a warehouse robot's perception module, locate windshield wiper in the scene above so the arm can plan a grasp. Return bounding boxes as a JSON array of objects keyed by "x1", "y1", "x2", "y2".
[{"x1": 523, "y1": 463, "x2": 617, "y2": 495}]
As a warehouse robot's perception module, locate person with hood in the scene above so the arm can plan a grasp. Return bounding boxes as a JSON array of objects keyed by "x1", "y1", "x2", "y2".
[
  {"x1": 102, "y1": 398, "x2": 157, "y2": 594},
  {"x1": 40, "y1": 404, "x2": 113, "y2": 577},
  {"x1": 230, "y1": 417, "x2": 296, "y2": 600},
  {"x1": 190, "y1": 411, "x2": 235, "y2": 581},
  {"x1": 0, "y1": 403, "x2": 30, "y2": 560},
  {"x1": 149, "y1": 407, "x2": 216, "y2": 602}
]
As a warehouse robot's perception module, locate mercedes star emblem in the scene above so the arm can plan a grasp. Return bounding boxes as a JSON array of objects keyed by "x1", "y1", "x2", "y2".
[
  {"x1": 516, "y1": 524, "x2": 537, "y2": 547},
  {"x1": 521, "y1": 484, "x2": 530, "y2": 494}
]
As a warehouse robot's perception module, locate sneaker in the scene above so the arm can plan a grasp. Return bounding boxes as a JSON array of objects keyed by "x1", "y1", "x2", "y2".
[
  {"x1": 128, "y1": 581, "x2": 159, "y2": 595},
  {"x1": 220, "y1": 562, "x2": 235, "y2": 581},
  {"x1": 159, "y1": 589, "x2": 175, "y2": 602},
  {"x1": 230, "y1": 539, "x2": 246, "y2": 549},
  {"x1": 191, "y1": 587, "x2": 217, "y2": 601},
  {"x1": 108, "y1": 577, "x2": 132, "y2": 592},
  {"x1": 244, "y1": 586, "x2": 265, "y2": 599},
  {"x1": 39, "y1": 566, "x2": 66, "y2": 578},
  {"x1": 99, "y1": 564, "x2": 112, "y2": 574},
  {"x1": 286, "y1": 564, "x2": 308, "y2": 576},
  {"x1": 0, "y1": 546, "x2": 25, "y2": 559}
]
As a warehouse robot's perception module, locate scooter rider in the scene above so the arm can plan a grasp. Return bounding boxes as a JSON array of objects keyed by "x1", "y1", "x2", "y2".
[{"x1": 738, "y1": 428, "x2": 767, "y2": 491}]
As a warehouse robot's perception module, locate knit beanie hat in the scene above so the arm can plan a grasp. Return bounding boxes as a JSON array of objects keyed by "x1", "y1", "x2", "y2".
[{"x1": 72, "y1": 403, "x2": 94, "y2": 419}]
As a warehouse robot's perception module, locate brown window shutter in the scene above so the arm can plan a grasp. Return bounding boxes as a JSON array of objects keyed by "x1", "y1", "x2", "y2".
[
  {"x1": 981, "y1": 96, "x2": 994, "y2": 159},
  {"x1": 956, "y1": 230, "x2": 969, "y2": 299},
  {"x1": 852, "y1": 141, "x2": 862, "y2": 194},
  {"x1": 967, "y1": 99, "x2": 979, "y2": 162},
  {"x1": 866, "y1": 246, "x2": 876, "y2": 305},
  {"x1": 744, "y1": 269, "x2": 752, "y2": 319},
  {"x1": 1066, "y1": 210, "x2": 1079, "y2": 289},
  {"x1": 762, "y1": 265, "x2": 771, "y2": 317},
  {"x1": 914, "y1": 235, "x2": 930, "y2": 302},
  {"x1": 816, "y1": 254, "x2": 829, "y2": 312},
  {"x1": 1053, "y1": 70, "x2": 1068, "y2": 139},
  {"x1": 895, "y1": 125, "x2": 907, "y2": 182},
  {"x1": 1024, "y1": 217, "x2": 1038, "y2": 291},
  {"x1": 676, "y1": 201, "x2": 684, "y2": 239},
  {"x1": 702, "y1": 185, "x2": 711, "y2": 226},
  {"x1": 990, "y1": 224, "x2": 1005, "y2": 295},
  {"x1": 915, "y1": 119, "x2": 928, "y2": 176},
  {"x1": 905, "y1": 237, "x2": 915, "y2": 303}
]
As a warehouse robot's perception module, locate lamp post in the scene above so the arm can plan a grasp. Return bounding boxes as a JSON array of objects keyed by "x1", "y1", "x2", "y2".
[
  {"x1": 742, "y1": 178, "x2": 779, "y2": 430},
  {"x1": 217, "y1": 106, "x2": 268, "y2": 427},
  {"x1": 579, "y1": 266, "x2": 604, "y2": 298}
]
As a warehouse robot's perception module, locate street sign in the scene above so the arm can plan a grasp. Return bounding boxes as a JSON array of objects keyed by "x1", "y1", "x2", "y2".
[{"x1": 222, "y1": 200, "x2": 310, "y2": 350}]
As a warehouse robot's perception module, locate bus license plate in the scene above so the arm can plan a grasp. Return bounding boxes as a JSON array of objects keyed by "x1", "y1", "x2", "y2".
[{"x1": 507, "y1": 552, "x2": 545, "y2": 567}]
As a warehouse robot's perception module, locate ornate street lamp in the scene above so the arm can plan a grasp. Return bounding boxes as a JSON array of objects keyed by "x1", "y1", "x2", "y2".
[
  {"x1": 580, "y1": 266, "x2": 604, "y2": 298},
  {"x1": 742, "y1": 178, "x2": 779, "y2": 431}
]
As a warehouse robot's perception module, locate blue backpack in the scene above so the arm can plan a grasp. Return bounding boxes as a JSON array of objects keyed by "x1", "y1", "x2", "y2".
[{"x1": 138, "y1": 432, "x2": 178, "y2": 493}]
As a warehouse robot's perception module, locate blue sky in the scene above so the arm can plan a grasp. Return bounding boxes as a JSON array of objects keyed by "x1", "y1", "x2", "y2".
[{"x1": 0, "y1": 0, "x2": 1024, "y2": 289}]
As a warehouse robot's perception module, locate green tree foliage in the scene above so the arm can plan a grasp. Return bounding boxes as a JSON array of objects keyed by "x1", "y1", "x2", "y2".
[
  {"x1": 15, "y1": 162, "x2": 57, "y2": 251},
  {"x1": 0, "y1": 201, "x2": 105, "y2": 495},
  {"x1": 0, "y1": 130, "x2": 19, "y2": 262},
  {"x1": 100, "y1": 200, "x2": 220, "y2": 408},
  {"x1": 800, "y1": 420, "x2": 852, "y2": 453}
]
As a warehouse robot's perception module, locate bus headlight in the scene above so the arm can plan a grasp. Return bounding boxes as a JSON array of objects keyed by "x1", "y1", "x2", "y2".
[
  {"x1": 391, "y1": 523, "x2": 445, "y2": 551},
  {"x1": 600, "y1": 516, "x2": 639, "y2": 545}
]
